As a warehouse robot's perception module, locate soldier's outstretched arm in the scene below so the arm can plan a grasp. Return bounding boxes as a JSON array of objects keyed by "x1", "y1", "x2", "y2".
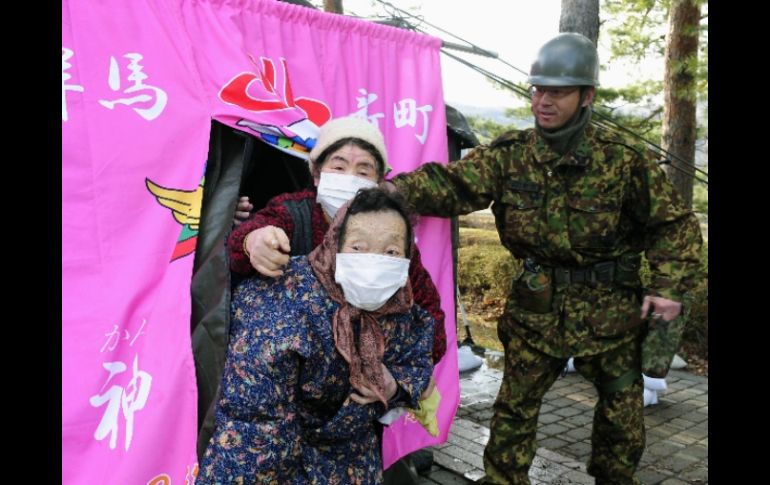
[{"x1": 389, "y1": 145, "x2": 506, "y2": 217}]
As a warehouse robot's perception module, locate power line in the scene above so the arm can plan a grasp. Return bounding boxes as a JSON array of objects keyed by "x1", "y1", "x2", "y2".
[
  {"x1": 368, "y1": 0, "x2": 706, "y2": 183},
  {"x1": 440, "y1": 49, "x2": 708, "y2": 185},
  {"x1": 373, "y1": 0, "x2": 488, "y2": 52}
]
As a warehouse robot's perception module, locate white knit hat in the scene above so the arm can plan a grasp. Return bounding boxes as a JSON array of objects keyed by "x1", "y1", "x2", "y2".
[{"x1": 309, "y1": 116, "x2": 391, "y2": 174}]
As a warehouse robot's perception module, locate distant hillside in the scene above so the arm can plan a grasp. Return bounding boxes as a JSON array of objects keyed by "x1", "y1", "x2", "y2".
[{"x1": 450, "y1": 103, "x2": 532, "y2": 129}]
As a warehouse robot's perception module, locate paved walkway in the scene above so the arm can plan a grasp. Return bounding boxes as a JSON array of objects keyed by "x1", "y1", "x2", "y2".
[{"x1": 419, "y1": 349, "x2": 708, "y2": 484}]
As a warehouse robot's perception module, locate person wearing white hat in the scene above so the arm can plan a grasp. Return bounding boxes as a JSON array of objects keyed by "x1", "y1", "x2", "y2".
[
  {"x1": 225, "y1": 116, "x2": 446, "y2": 483},
  {"x1": 229, "y1": 114, "x2": 445, "y2": 369}
]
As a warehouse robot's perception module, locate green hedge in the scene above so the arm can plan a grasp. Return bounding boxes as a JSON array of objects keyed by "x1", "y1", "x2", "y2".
[{"x1": 458, "y1": 228, "x2": 520, "y2": 299}]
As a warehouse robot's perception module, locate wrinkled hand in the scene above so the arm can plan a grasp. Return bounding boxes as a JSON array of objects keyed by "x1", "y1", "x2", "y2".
[
  {"x1": 244, "y1": 225, "x2": 291, "y2": 277},
  {"x1": 350, "y1": 364, "x2": 398, "y2": 405},
  {"x1": 233, "y1": 196, "x2": 254, "y2": 225},
  {"x1": 640, "y1": 295, "x2": 682, "y2": 322},
  {"x1": 420, "y1": 375, "x2": 436, "y2": 400}
]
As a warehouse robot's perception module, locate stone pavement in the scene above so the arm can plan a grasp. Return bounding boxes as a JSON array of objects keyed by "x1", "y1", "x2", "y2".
[{"x1": 417, "y1": 349, "x2": 708, "y2": 484}]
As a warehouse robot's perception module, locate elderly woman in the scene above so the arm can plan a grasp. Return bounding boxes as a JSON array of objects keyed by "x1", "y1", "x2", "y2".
[
  {"x1": 229, "y1": 116, "x2": 446, "y2": 366},
  {"x1": 199, "y1": 188, "x2": 435, "y2": 484}
]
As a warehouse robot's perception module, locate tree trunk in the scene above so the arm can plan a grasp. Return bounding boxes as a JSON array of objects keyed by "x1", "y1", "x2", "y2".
[
  {"x1": 323, "y1": 0, "x2": 343, "y2": 14},
  {"x1": 559, "y1": 0, "x2": 600, "y2": 45},
  {"x1": 662, "y1": 0, "x2": 700, "y2": 207}
]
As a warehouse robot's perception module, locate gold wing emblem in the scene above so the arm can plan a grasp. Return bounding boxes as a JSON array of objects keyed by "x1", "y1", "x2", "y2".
[{"x1": 146, "y1": 178, "x2": 203, "y2": 230}]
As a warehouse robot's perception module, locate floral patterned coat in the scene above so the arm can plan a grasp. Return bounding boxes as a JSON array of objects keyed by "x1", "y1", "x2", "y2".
[{"x1": 198, "y1": 257, "x2": 435, "y2": 485}]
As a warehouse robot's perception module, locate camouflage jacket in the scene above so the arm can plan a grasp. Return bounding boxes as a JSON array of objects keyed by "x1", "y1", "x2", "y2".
[{"x1": 392, "y1": 124, "x2": 702, "y2": 357}]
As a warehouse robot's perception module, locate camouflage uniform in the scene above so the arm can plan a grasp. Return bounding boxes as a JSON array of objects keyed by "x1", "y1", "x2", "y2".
[{"x1": 391, "y1": 124, "x2": 702, "y2": 484}]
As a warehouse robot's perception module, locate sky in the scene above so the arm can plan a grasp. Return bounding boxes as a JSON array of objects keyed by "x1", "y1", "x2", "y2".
[
  {"x1": 308, "y1": 1, "x2": 707, "y2": 168},
  {"x1": 334, "y1": 0, "x2": 667, "y2": 110}
]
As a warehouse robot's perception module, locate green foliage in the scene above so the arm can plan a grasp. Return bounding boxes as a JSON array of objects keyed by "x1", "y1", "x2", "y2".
[
  {"x1": 505, "y1": 106, "x2": 532, "y2": 119},
  {"x1": 594, "y1": 102, "x2": 664, "y2": 141},
  {"x1": 603, "y1": 0, "x2": 671, "y2": 61},
  {"x1": 458, "y1": 228, "x2": 520, "y2": 299},
  {"x1": 597, "y1": 81, "x2": 662, "y2": 105},
  {"x1": 693, "y1": 181, "x2": 708, "y2": 215},
  {"x1": 598, "y1": 0, "x2": 708, "y2": 138},
  {"x1": 466, "y1": 116, "x2": 516, "y2": 144}
]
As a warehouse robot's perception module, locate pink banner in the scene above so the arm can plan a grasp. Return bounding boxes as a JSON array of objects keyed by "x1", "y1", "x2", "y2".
[
  {"x1": 63, "y1": 0, "x2": 458, "y2": 481},
  {"x1": 62, "y1": 0, "x2": 209, "y2": 484}
]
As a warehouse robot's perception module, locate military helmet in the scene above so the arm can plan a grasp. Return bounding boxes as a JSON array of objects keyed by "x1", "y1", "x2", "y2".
[{"x1": 528, "y1": 33, "x2": 599, "y2": 87}]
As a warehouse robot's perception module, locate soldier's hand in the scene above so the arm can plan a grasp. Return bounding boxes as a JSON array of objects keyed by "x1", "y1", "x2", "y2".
[
  {"x1": 244, "y1": 226, "x2": 291, "y2": 277},
  {"x1": 233, "y1": 196, "x2": 254, "y2": 225},
  {"x1": 640, "y1": 295, "x2": 682, "y2": 322}
]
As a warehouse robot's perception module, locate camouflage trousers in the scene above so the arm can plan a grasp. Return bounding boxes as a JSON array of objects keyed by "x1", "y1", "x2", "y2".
[{"x1": 482, "y1": 320, "x2": 645, "y2": 485}]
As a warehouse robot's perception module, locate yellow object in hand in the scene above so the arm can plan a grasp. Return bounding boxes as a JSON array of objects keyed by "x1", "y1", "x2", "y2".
[{"x1": 409, "y1": 386, "x2": 442, "y2": 437}]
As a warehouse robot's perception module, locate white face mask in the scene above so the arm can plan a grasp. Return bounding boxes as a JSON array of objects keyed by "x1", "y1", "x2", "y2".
[
  {"x1": 335, "y1": 253, "x2": 410, "y2": 311},
  {"x1": 316, "y1": 172, "x2": 377, "y2": 219}
]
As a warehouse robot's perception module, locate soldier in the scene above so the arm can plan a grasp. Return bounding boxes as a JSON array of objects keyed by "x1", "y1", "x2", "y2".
[{"x1": 385, "y1": 33, "x2": 702, "y2": 484}]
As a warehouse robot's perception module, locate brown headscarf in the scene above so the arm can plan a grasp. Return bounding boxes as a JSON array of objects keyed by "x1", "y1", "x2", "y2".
[{"x1": 308, "y1": 199, "x2": 414, "y2": 408}]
